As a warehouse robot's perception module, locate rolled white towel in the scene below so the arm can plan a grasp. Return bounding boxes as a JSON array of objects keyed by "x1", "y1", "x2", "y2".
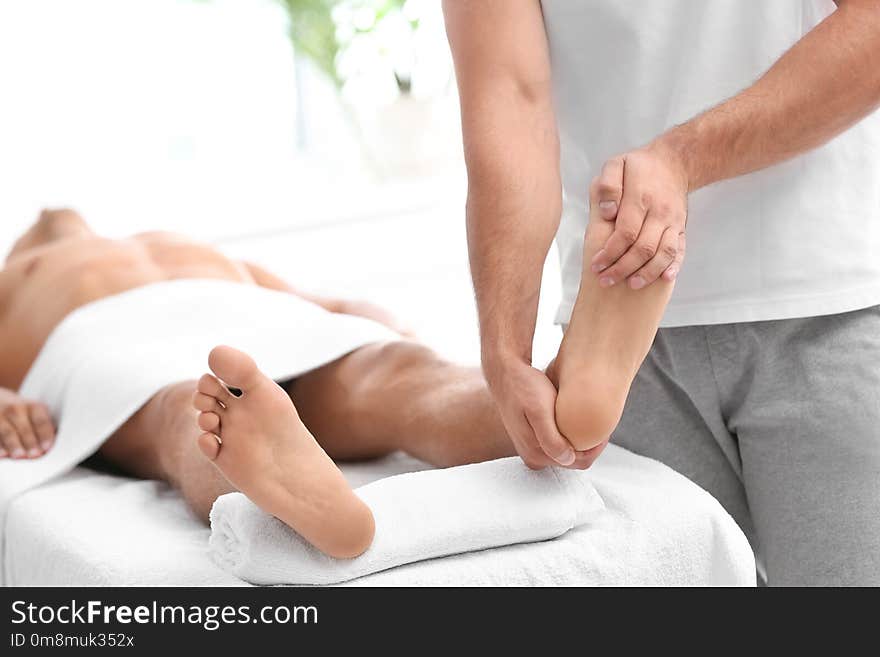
[{"x1": 209, "y1": 457, "x2": 604, "y2": 585}]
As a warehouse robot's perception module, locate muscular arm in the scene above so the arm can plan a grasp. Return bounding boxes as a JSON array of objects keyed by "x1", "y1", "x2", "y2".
[
  {"x1": 593, "y1": 0, "x2": 880, "y2": 285},
  {"x1": 1, "y1": 240, "x2": 58, "y2": 456},
  {"x1": 670, "y1": 0, "x2": 880, "y2": 191},
  {"x1": 444, "y1": 0, "x2": 583, "y2": 469},
  {"x1": 444, "y1": 0, "x2": 559, "y2": 367}
]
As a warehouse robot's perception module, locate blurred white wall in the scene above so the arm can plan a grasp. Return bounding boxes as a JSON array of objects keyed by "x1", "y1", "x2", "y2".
[
  {"x1": 0, "y1": 0, "x2": 305, "y2": 248},
  {"x1": 0, "y1": 0, "x2": 563, "y2": 365},
  {"x1": 0, "y1": 0, "x2": 460, "y2": 244}
]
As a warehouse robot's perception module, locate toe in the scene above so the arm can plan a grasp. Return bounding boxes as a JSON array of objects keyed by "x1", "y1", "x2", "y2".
[
  {"x1": 197, "y1": 432, "x2": 221, "y2": 461},
  {"x1": 192, "y1": 391, "x2": 225, "y2": 414},
  {"x1": 196, "y1": 373, "x2": 232, "y2": 404},
  {"x1": 208, "y1": 345, "x2": 266, "y2": 392},
  {"x1": 198, "y1": 411, "x2": 221, "y2": 433}
]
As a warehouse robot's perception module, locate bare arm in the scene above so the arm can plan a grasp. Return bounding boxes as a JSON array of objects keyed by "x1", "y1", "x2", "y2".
[
  {"x1": 444, "y1": 0, "x2": 559, "y2": 367},
  {"x1": 444, "y1": 0, "x2": 582, "y2": 469},
  {"x1": 0, "y1": 388, "x2": 54, "y2": 460},
  {"x1": 241, "y1": 261, "x2": 344, "y2": 313},
  {"x1": 674, "y1": 0, "x2": 880, "y2": 191},
  {"x1": 591, "y1": 0, "x2": 880, "y2": 287},
  {"x1": 241, "y1": 262, "x2": 413, "y2": 336}
]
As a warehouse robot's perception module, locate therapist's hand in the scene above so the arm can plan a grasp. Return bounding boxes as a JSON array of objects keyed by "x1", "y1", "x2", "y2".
[
  {"x1": 485, "y1": 355, "x2": 598, "y2": 470},
  {"x1": 589, "y1": 140, "x2": 689, "y2": 289}
]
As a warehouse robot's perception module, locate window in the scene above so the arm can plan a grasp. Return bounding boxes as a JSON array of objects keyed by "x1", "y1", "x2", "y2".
[{"x1": 0, "y1": 0, "x2": 462, "y2": 253}]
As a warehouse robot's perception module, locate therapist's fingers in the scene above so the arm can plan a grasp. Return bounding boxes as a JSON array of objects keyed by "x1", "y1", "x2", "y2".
[
  {"x1": 5, "y1": 406, "x2": 39, "y2": 457},
  {"x1": 590, "y1": 190, "x2": 648, "y2": 279},
  {"x1": 627, "y1": 226, "x2": 680, "y2": 289},
  {"x1": 595, "y1": 217, "x2": 667, "y2": 288},
  {"x1": 497, "y1": 405, "x2": 547, "y2": 471},
  {"x1": 28, "y1": 403, "x2": 55, "y2": 452},
  {"x1": 592, "y1": 156, "x2": 625, "y2": 221},
  {"x1": 513, "y1": 417, "x2": 555, "y2": 470},
  {"x1": 662, "y1": 232, "x2": 687, "y2": 282},
  {"x1": 525, "y1": 405, "x2": 577, "y2": 468}
]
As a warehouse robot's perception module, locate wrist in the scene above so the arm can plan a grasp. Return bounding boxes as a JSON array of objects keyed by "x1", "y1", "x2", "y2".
[
  {"x1": 652, "y1": 123, "x2": 705, "y2": 192},
  {"x1": 481, "y1": 344, "x2": 531, "y2": 386}
]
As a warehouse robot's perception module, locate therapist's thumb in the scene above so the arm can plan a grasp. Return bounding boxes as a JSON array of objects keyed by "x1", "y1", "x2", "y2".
[
  {"x1": 526, "y1": 407, "x2": 576, "y2": 466},
  {"x1": 591, "y1": 156, "x2": 625, "y2": 221}
]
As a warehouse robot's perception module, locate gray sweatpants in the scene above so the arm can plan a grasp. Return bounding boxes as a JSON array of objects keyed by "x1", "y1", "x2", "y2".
[{"x1": 610, "y1": 305, "x2": 880, "y2": 586}]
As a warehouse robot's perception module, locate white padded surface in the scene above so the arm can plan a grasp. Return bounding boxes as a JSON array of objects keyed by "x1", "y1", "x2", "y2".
[{"x1": 2, "y1": 446, "x2": 755, "y2": 586}]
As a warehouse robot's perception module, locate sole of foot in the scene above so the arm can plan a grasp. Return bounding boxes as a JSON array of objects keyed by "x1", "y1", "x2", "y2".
[
  {"x1": 192, "y1": 345, "x2": 374, "y2": 559},
  {"x1": 551, "y1": 207, "x2": 675, "y2": 451}
]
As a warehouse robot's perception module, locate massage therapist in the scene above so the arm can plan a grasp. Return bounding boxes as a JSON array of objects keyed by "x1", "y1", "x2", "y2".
[{"x1": 443, "y1": 0, "x2": 880, "y2": 585}]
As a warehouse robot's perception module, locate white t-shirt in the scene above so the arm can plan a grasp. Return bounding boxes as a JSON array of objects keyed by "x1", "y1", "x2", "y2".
[{"x1": 542, "y1": 0, "x2": 880, "y2": 327}]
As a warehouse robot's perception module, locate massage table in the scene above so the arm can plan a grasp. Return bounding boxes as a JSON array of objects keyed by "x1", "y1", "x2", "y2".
[
  {"x1": 2, "y1": 445, "x2": 755, "y2": 586},
  {"x1": 0, "y1": 280, "x2": 755, "y2": 586}
]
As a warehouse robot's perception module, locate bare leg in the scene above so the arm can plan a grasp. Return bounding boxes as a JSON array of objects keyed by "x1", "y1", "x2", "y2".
[
  {"x1": 551, "y1": 200, "x2": 674, "y2": 450},
  {"x1": 98, "y1": 342, "x2": 515, "y2": 558},
  {"x1": 99, "y1": 381, "x2": 234, "y2": 520},
  {"x1": 102, "y1": 363, "x2": 375, "y2": 559},
  {"x1": 286, "y1": 341, "x2": 516, "y2": 468},
  {"x1": 98, "y1": 343, "x2": 513, "y2": 511}
]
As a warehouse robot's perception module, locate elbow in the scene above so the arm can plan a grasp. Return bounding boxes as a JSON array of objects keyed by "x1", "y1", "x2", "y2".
[
  {"x1": 512, "y1": 75, "x2": 554, "y2": 107},
  {"x1": 555, "y1": 381, "x2": 625, "y2": 452}
]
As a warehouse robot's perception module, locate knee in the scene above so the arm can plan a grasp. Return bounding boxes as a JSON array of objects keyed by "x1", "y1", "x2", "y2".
[
  {"x1": 378, "y1": 340, "x2": 439, "y2": 368},
  {"x1": 555, "y1": 378, "x2": 625, "y2": 452},
  {"x1": 368, "y1": 340, "x2": 441, "y2": 384}
]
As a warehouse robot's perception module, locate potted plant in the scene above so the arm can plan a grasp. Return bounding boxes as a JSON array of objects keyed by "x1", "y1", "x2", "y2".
[{"x1": 279, "y1": 0, "x2": 456, "y2": 178}]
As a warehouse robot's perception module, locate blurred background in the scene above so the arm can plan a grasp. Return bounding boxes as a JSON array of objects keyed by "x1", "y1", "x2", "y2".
[{"x1": 0, "y1": 0, "x2": 562, "y2": 365}]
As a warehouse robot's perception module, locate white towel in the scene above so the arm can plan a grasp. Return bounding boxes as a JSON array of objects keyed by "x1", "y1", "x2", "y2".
[
  {"x1": 209, "y1": 457, "x2": 604, "y2": 585},
  {"x1": 0, "y1": 279, "x2": 398, "y2": 565}
]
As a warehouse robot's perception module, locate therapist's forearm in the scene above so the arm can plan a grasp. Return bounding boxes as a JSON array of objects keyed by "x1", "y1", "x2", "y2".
[
  {"x1": 444, "y1": 0, "x2": 563, "y2": 369},
  {"x1": 659, "y1": 0, "x2": 880, "y2": 192},
  {"x1": 465, "y1": 126, "x2": 561, "y2": 367}
]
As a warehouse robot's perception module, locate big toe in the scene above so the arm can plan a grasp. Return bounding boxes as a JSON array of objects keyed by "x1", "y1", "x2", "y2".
[{"x1": 208, "y1": 345, "x2": 266, "y2": 391}]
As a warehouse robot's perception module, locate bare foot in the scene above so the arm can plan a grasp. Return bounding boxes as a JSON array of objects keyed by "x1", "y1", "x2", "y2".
[
  {"x1": 551, "y1": 203, "x2": 675, "y2": 451},
  {"x1": 0, "y1": 389, "x2": 55, "y2": 459},
  {"x1": 192, "y1": 345, "x2": 374, "y2": 559}
]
